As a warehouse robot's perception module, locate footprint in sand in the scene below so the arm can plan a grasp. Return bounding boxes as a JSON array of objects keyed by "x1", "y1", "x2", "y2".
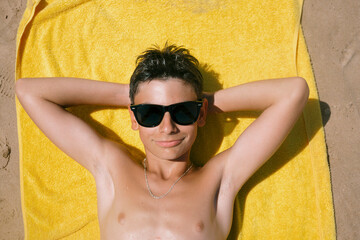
[
  {"x1": 0, "y1": 136, "x2": 11, "y2": 169},
  {"x1": 0, "y1": 0, "x2": 24, "y2": 43},
  {"x1": 0, "y1": 63, "x2": 15, "y2": 98},
  {"x1": 0, "y1": 0, "x2": 25, "y2": 98}
]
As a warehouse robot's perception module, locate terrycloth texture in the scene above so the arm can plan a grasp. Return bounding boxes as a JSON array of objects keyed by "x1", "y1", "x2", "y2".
[{"x1": 16, "y1": 0, "x2": 336, "y2": 239}]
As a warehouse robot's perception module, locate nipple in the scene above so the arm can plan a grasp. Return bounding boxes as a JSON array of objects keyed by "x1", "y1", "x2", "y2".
[
  {"x1": 195, "y1": 221, "x2": 204, "y2": 232},
  {"x1": 117, "y1": 212, "x2": 125, "y2": 225}
]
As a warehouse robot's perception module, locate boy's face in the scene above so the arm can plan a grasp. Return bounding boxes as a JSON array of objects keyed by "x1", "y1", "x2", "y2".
[{"x1": 129, "y1": 78, "x2": 207, "y2": 161}]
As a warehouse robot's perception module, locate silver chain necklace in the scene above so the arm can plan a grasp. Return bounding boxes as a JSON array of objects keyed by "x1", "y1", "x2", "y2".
[{"x1": 143, "y1": 158, "x2": 193, "y2": 199}]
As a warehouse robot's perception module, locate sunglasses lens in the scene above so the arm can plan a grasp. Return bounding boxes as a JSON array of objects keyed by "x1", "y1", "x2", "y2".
[
  {"x1": 132, "y1": 101, "x2": 202, "y2": 127},
  {"x1": 135, "y1": 105, "x2": 163, "y2": 127},
  {"x1": 172, "y1": 102, "x2": 200, "y2": 125}
]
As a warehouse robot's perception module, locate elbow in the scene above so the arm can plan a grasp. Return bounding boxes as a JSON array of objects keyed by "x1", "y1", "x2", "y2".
[
  {"x1": 15, "y1": 78, "x2": 37, "y2": 103},
  {"x1": 15, "y1": 78, "x2": 27, "y2": 100},
  {"x1": 291, "y1": 77, "x2": 309, "y2": 106}
]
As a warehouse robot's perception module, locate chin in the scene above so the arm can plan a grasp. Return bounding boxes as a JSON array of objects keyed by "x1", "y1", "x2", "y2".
[{"x1": 148, "y1": 146, "x2": 191, "y2": 161}]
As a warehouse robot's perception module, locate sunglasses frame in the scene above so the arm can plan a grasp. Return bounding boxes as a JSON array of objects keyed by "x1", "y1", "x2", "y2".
[{"x1": 130, "y1": 100, "x2": 203, "y2": 127}]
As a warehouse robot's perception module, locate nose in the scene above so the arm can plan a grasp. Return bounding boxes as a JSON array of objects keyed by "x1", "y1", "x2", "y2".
[{"x1": 159, "y1": 112, "x2": 178, "y2": 134}]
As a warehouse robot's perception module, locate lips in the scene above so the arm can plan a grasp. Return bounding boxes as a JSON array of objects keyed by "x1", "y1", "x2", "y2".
[{"x1": 155, "y1": 139, "x2": 183, "y2": 147}]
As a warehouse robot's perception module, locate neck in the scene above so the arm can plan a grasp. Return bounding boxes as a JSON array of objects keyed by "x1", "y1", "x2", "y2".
[{"x1": 144, "y1": 154, "x2": 192, "y2": 181}]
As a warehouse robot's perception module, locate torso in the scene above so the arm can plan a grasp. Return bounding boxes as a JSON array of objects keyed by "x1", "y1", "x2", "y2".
[{"x1": 94, "y1": 146, "x2": 235, "y2": 240}]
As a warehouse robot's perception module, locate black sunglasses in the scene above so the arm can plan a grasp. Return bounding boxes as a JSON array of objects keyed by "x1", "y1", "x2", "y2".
[{"x1": 130, "y1": 100, "x2": 203, "y2": 127}]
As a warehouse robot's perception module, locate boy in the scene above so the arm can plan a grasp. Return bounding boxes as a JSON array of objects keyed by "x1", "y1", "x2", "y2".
[{"x1": 16, "y1": 44, "x2": 309, "y2": 239}]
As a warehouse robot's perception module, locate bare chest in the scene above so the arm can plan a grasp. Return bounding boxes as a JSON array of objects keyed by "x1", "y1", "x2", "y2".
[{"x1": 97, "y1": 165, "x2": 230, "y2": 240}]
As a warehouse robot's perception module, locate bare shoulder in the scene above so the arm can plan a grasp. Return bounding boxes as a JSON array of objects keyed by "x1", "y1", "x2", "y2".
[
  {"x1": 93, "y1": 139, "x2": 136, "y2": 220},
  {"x1": 93, "y1": 139, "x2": 134, "y2": 177},
  {"x1": 202, "y1": 151, "x2": 228, "y2": 172},
  {"x1": 202, "y1": 149, "x2": 244, "y2": 197},
  {"x1": 200, "y1": 150, "x2": 240, "y2": 235},
  {"x1": 200, "y1": 150, "x2": 233, "y2": 189}
]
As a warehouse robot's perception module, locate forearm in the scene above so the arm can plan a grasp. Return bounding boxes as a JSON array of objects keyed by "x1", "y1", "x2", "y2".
[
  {"x1": 207, "y1": 77, "x2": 309, "y2": 113},
  {"x1": 16, "y1": 77, "x2": 130, "y2": 107}
]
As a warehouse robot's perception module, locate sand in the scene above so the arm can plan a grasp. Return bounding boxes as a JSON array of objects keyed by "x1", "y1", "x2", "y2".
[{"x1": 0, "y1": 0, "x2": 359, "y2": 239}]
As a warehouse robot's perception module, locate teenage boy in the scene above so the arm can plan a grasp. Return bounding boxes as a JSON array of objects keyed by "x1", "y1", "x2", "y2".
[{"x1": 16, "y1": 44, "x2": 309, "y2": 239}]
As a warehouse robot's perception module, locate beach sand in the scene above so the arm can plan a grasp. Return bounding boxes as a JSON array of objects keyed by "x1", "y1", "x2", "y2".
[{"x1": 0, "y1": 0, "x2": 359, "y2": 239}]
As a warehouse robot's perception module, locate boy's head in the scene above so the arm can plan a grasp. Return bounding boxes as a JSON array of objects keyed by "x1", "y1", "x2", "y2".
[
  {"x1": 128, "y1": 44, "x2": 207, "y2": 161},
  {"x1": 129, "y1": 44, "x2": 203, "y2": 104}
]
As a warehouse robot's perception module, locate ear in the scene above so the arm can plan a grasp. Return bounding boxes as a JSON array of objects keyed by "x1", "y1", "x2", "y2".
[
  {"x1": 197, "y1": 98, "x2": 208, "y2": 127},
  {"x1": 128, "y1": 106, "x2": 139, "y2": 130}
]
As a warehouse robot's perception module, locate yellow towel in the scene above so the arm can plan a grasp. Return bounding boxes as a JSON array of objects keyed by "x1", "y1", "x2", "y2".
[{"x1": 16, "y1": 0, "x2": 336, "y2": 239}]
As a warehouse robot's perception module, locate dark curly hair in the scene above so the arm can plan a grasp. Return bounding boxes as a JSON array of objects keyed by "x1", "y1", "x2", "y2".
[{"x1": 129, "y1": 43, "x2": 203, "y2": 104}]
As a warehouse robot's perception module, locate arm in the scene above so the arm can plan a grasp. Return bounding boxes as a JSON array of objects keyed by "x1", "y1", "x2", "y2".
[
  {"x1": 207, "y1": 77, "x2": 309, "y2": 193},
  {"x1": 15, "y1": 77, "x2": 130, "y2": 174}
]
